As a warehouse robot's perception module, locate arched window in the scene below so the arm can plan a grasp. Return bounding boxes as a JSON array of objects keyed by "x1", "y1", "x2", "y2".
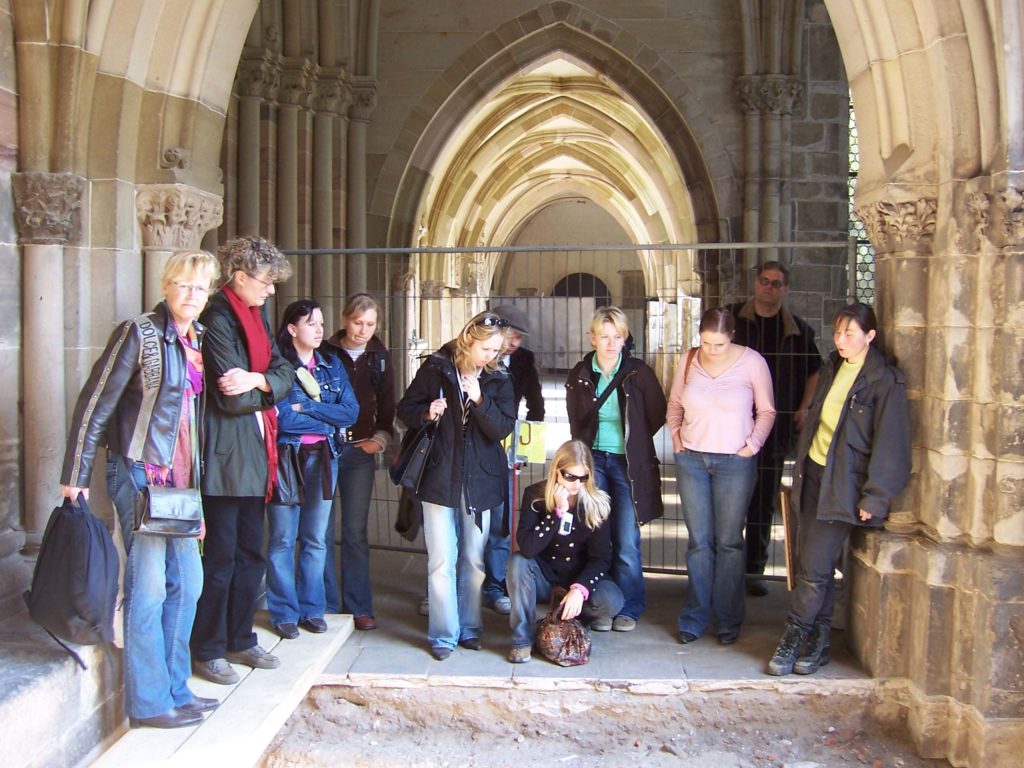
[
  {"x1": 551, "y1": 273, "x2": 612, "y2": 309},
  {"x1": 849, "y1": 99, "x2": 875, "y2": 304}
]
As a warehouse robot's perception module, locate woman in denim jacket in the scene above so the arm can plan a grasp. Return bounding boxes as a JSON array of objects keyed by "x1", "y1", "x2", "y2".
[{"x1": 266, "y1": 299, "x2": 359, "y2": 639}]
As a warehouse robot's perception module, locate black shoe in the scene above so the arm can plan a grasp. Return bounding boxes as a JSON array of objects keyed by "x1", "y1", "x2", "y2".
[
  {"x1": 431, "y1": 646, "x2": 452, "y2": 660},
  {"x1": 179, "y1": 696, "x2": 220, "y2": 714},
  {"x1": 718, "y1": 631, "x2": 739, "y2": 645},
  {"x1": 794, "y1": 621, "x2": 831, "y2": 675},
  {"x1": 679, "y1": 631, "x2": 699, "y2": 644},
  {"x1": 746, "y1": 579, "x2": 769, "y2": 597},
  {"x1": 130, "y1": 707, "x2": 204, "y2": 729},
  {"x1": 299, "y1": 617, "x2": 328, "y2": 633},
  {"x1": 458, "y1": 637, "x2": 482, "y2": 651},
  {"x1": 767, "y1": 622, "x2": 809, "y2": 676},
  {"x1": 274, "y1": 622, "x2": 299, "y2": 640}
]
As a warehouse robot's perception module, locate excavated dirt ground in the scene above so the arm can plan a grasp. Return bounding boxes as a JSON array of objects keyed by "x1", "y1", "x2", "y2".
[{"x1": 262, "y1": 685, "x2": 946, "y2": 768}]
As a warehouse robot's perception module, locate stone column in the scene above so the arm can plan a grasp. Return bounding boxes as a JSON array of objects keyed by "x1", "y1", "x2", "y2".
[
  {"x1": 136, "y1": 185, "x2": 225, "y2": 306},
  {"x1": 277, "y1": 58, "x2": 315, "y2": 307},
  {"x1": 12, "y1": 172, "x2": 84, "y2": 550},
  {"x1": 347, "y1": 81, "x2": 377, "y2": 293},
  {"x1": 236, "y1": 54, "x2": 280, "y2": 236},
  {"x1": 311, "y1": 71, "x2": 346, "y2": 322},
  {"x1": 852, "y1": 185, "x2": 1024, "y2": 765}
]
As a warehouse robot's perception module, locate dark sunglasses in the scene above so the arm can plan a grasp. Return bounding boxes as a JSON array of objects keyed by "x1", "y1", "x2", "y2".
[
  {"x1": 476, "y1": 315, "x2": 510, "y2": 329},
  {"x1": 560, "y1": 469, "x2": 589, "y2": 483},
  {"x1": 757, "y1": 275, "x2": 785, "y2": 289}
]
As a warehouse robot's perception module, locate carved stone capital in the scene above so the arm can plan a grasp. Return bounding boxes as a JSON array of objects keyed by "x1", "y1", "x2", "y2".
[
  {"x1": 12, "y1": 172, "x2": 85, "y2": 245},
  {"x1": 279, "y1": 58, "x2": 316, "y2": 108},
  {"x1": 951, "y1": 180, "x2": 1024, "y2": 251},
  {"x1": 855, "y1": 197, "x2": 937, "y2": 253},
  {"x1": 315, "y1": 69, "x2": 350, "y2": 114},
  {"x1": 734, "y1": 75, "x2": 803, "y2": 115},
  {"x1": 136, "y1": 184, "x2": 224, "y2": 250},
  {"x1": 236, "y1": 53, "x2": 280, "y2": 101},
  {"x1": 349, "y1": 83, "x2": 377, "y2": 122}
]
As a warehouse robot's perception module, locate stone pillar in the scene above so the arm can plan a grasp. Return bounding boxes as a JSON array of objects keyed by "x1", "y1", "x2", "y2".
[
  {"x1": 136, "y1": 184, "x2": 225, "y2": 305},
  {"x1": 311, "y1": 71, "x2": 346, "y2": 322},
  {"x1": 12, "y1": 172, "x2": 84, "y2": 550},
  {"x1": 236, "y1": 54, "x2": 280, "y2": 236},
  {"x1": 852, "y1": 185, "x2": 1024, "y2": 766},
  {"x1": 347, "y1": 81, "x2": 377, "y2": 293},
  {"x1": 277, "y1": 58, "x2": 314, "y2": 308}
]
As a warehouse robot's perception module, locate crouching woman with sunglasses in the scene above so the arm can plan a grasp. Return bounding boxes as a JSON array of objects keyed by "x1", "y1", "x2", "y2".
[{"x1": 505, "y1": 440, "x2": 625, "y2": 663}]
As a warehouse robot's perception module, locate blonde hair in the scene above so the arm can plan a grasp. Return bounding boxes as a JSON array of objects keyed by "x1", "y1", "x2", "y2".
[
  {"x1": 342, "y1": 292, "x2": 380, "y2": 322},
  {"x1": 161, "y1": 249, "x2": 220, "y2": 290},
  {"x1": 589, "y1": 306, "x2": 629, "y2": 338},
  {"x1": 544, "y1": 440, "x2": 611, "y2": 531},
  {"x1": 453, "y1": 311, "x2": 508, "y2": 373}
]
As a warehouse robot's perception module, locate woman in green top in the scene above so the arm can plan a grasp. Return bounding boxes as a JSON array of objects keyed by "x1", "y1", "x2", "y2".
[{"x1": 767, "y1": 302, "x2": 911, "y2": 676}]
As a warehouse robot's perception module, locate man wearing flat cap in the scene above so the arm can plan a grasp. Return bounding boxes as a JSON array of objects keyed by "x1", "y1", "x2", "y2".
[{"x1": 480, "y1": 305, "x2": 546, "y2": 615}]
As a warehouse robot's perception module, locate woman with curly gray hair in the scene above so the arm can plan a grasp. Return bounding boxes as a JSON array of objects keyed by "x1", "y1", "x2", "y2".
[{"x1": 190, "y1": 236, "x2": 298, "y2": 685}]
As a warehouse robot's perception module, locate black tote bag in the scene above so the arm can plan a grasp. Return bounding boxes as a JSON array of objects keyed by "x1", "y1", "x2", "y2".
[{"x1": 389, "y1": 421, "x2": 436, "y2": 492}]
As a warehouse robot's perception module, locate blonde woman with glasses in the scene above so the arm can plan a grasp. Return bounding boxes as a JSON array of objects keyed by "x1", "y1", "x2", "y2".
[
  {"x1": 395, "y1": 312, "x2": 516, "y2": 660},
  {"x1": 505, "y1": 440, "x2": 624, "y2": 663}
]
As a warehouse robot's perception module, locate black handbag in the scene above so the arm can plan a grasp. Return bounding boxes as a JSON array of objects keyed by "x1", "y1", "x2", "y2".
[
  {"x1": 271, "y1": 443, "x2": 304, "y2": 505},
  {"x1": 134, "y1": 486, "x2": 202, "y2": 537},
  {"x1": 389, "y1": 421, "x2": 436, "y2": 492}
]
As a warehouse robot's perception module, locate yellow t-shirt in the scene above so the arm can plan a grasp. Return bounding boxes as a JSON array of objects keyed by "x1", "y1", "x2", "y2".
[{"x1": 808, "y1": 358, "x2": 864, "y2": 466}]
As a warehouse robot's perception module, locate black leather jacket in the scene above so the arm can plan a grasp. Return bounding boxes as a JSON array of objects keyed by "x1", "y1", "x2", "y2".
[{"x1": 61, "y1": 302, "x2": 202, "y2": 488}]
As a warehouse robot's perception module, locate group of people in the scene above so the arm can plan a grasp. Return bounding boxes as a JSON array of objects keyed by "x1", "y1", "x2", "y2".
[
  {"x1": 59, "y1": 237, "x2": 394, "y2": 730},
  {"x1": 58, "y1": 243, "x2": 911, "y2": 727}
]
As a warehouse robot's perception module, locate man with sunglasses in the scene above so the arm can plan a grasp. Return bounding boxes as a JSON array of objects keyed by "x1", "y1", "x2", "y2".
[{"x1": 728, "y1": 261, "x2": 822, "y2": 596}]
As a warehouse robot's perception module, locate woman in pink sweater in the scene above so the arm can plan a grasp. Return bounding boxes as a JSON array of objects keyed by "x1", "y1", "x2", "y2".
[{"x1": 667, "y1": 307, "x2": 776, "y2": 645}]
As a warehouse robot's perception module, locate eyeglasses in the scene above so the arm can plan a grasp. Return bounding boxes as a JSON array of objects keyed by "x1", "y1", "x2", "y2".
[
  {"x1": 243, "y1": 271, "x2": 275, "y2": 288},
  {"x1": 475, "y1": 315, "x2": 510, "y2": 329},
  {"x1": 171, "y1": 281, "x2": 210, "y2": 297},
  {"x1": 757, "y1": 276, "x2": 786, "y2": 289},
  {"x1": 560, "y1": 469, "x2": 589, "y2": 483}
]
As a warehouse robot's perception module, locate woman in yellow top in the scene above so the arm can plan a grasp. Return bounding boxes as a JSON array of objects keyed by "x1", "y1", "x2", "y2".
[{"x1": 767, "y1": 303, "x2": 911, "y2": 676}]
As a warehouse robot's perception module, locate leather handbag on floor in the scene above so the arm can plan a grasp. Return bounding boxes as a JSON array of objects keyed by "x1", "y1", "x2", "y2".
[{"x1": 534, "y1": 590, "x2": 592, "y2": 667}]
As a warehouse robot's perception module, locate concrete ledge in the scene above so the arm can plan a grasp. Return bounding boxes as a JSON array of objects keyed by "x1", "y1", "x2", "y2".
[{"x1": 89, "y1": 614, "x2": 352, "y2": 768}]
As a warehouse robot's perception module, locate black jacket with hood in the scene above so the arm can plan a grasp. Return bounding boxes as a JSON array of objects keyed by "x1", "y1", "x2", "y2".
[
  {"x1": 395, "y1": 342, "x2": 516, "y2": 529},
  {"x1": 791, "y1": 345, "x2": 911, "y2": 525}
]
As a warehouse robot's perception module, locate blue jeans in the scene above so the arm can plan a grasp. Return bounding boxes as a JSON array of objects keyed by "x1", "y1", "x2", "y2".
[
  {"x1": 482, "y1": 502, "x2": 509, "y2": 604},
  {"x1": 592, "y1": 450, "x2": 645, "y2": 619},
  {"x1": 324, "y1": 444, "x2": 377, "y2": 616},
  {"x1": 506, "y1": 553, "x2": 624, "y2": 648},
  {"x1": 266, "y1": 446, "x2": 339, "y2": 625},
  {"x1": 675, "y1": 450, "x2": 757, "y2": 638},
  {"x1": 106, "y1": 455, "x2": 203, "y2": 719},
  {"x1": 421, "y1": 500, "x2": 488, "y2": 650}
]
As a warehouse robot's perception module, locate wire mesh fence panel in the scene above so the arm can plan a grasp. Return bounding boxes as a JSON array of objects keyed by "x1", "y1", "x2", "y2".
[{"x1": 285, "y1": 243, "x2": 849, "y2": 579}]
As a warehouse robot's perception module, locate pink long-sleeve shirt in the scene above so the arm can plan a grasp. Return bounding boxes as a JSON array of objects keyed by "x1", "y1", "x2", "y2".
[{"x1": 666, "y1": 346, "x2": 777, "y2": 454}]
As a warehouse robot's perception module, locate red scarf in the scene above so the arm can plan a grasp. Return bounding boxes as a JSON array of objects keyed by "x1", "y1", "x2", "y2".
[{"x1": 222, "y1": 285, "x2": 279, "y2": 501}]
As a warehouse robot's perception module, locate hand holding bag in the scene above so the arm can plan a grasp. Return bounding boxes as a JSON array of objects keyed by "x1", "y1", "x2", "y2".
[
  {"x1": 534, "y1": 587, "x2": 592, "y2": 667},
  {"x1": 389, "y1": 420, "x2": 436, "y2": 492}
]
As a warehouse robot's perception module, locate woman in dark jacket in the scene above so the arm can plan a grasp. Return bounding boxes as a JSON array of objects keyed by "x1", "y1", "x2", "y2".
[
  {"x1": 395, "y1": 311, "x2": 516, "y2": 660},
  {"x1": 767, "y1": 302, "x2": 911, "y2": 676},
  {"x1": 323, "y1": 293, "x2": 395, "y2": 630},
  {"x1": 266, "y1": 299, "x2": 358, "y2": 640},
  {"x1": 60, "y1": 250, "x2": 220, "y2": 728},
  {"x1": 565, "y1": 306, "x2": 667, "y2": 632},
  {"x1": 506, "y1": 440, "x2": 624, "y2": 663},
  {"x1": 190, "y1": 237, "x2": 296, "y2": 686}
]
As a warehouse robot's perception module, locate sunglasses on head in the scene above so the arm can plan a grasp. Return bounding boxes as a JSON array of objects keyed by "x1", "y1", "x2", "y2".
[
  {"x1": 476, "y1": 315, "x2": 510, "y2": 329},
  {"x1": 757, "y1": 275, "x2": 785, "y2": 289},
  {"x1": 560, "y1": 469, "x2": 589, "y2": 483}
]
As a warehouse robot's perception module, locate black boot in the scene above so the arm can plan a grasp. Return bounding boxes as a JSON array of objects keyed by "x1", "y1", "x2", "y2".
[
  {"x1": 767, "y1": 622, "x2": 809, "y2": 676},
  {"x1": 793, "y1": 621, "x2": 831, "y2": 675}
]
